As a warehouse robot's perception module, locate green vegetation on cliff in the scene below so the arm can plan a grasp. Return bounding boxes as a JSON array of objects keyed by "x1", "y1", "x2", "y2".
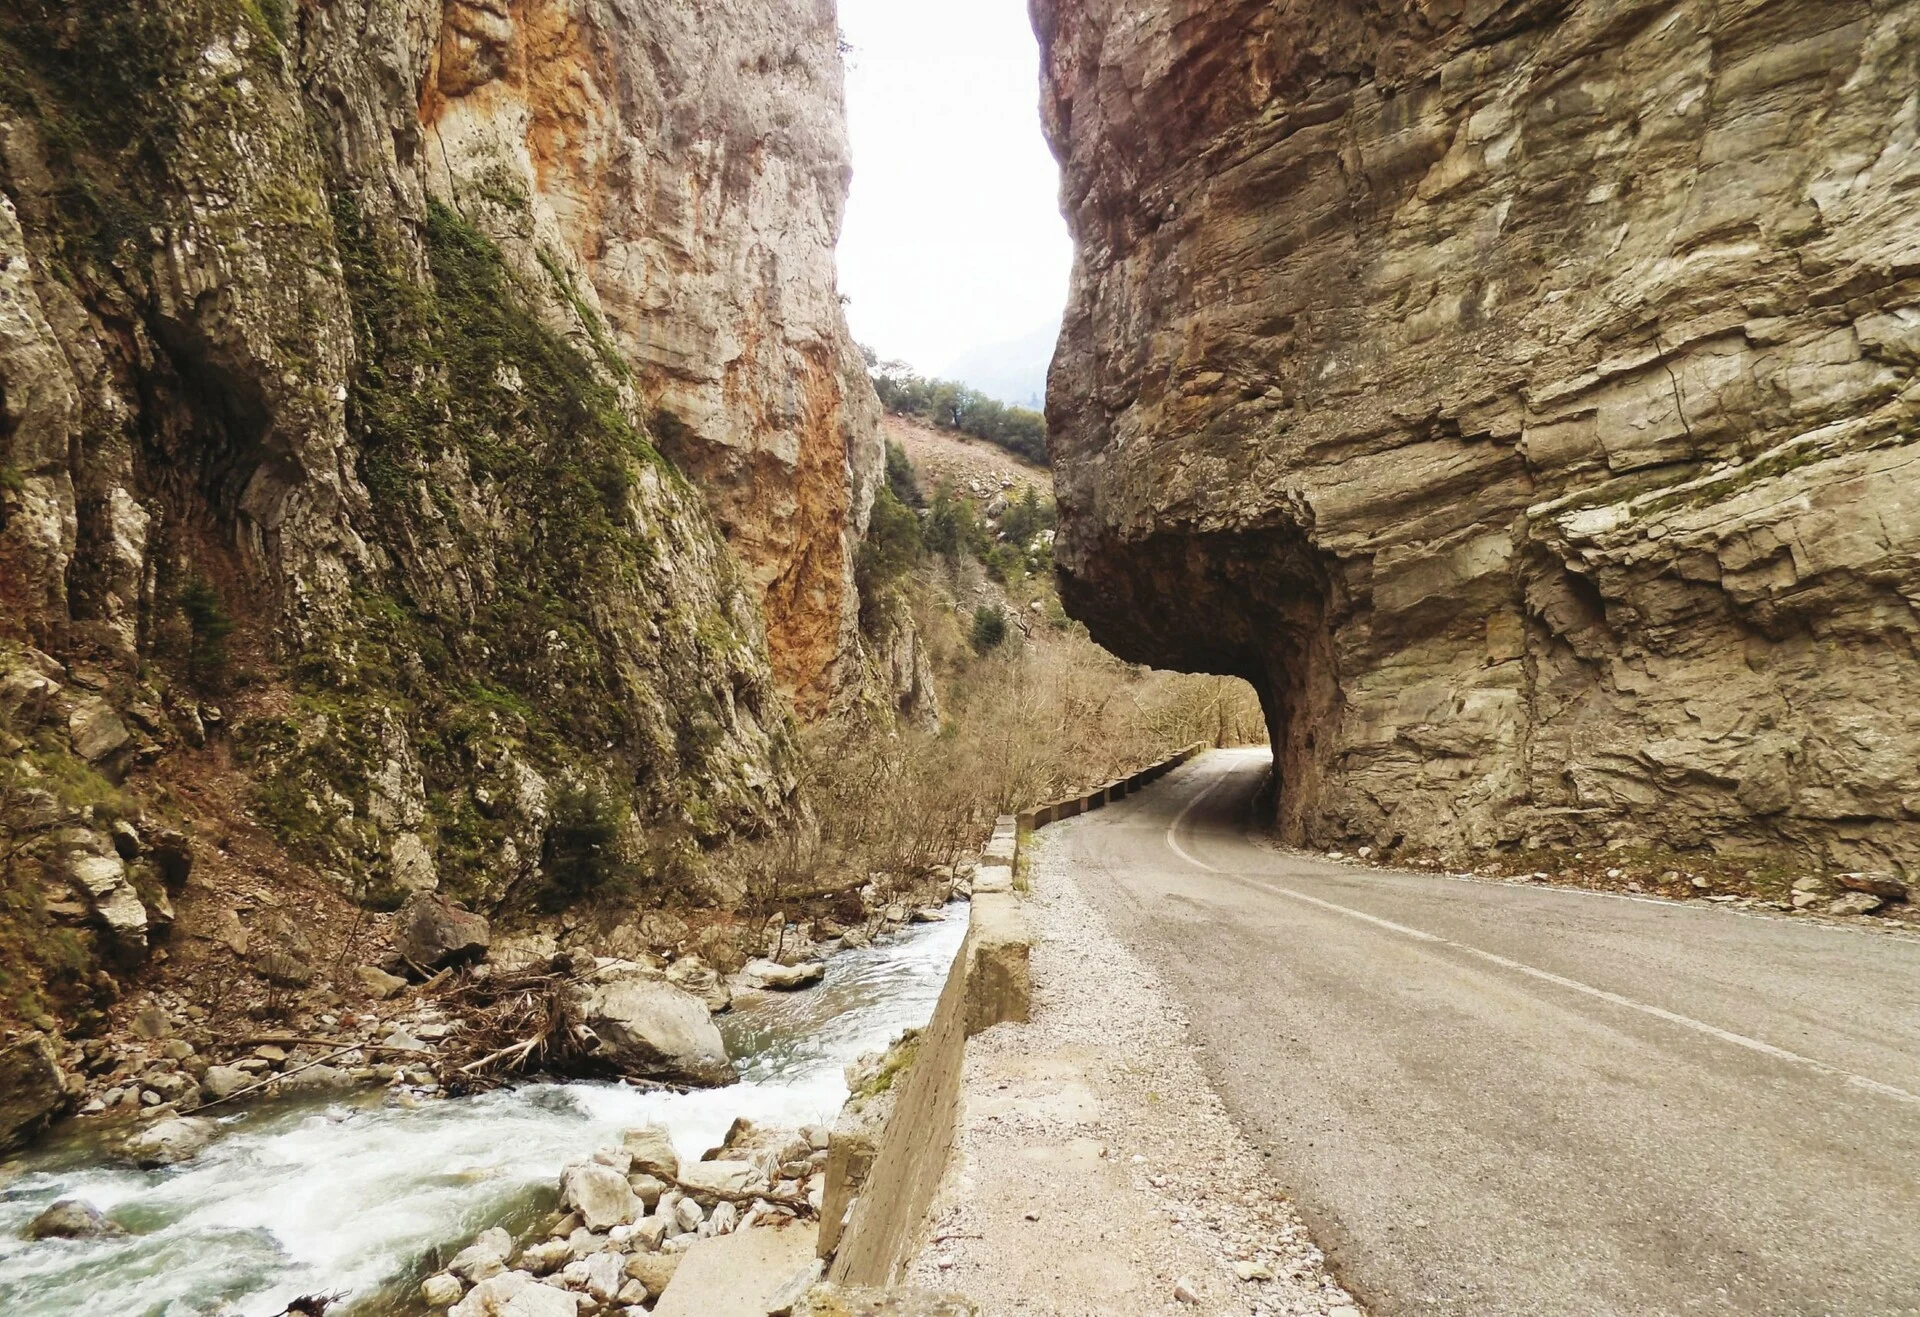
[
  {"x1": 865, "y1": 354, "x2": 1049, "y2": 466},
  {"x1": 234, "y1": 196, "x2": 793, "y2": 910}
]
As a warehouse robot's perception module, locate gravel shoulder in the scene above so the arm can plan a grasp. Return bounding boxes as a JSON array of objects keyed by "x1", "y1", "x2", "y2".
[{"x1": 907, "y1": 823, "x2": 1360, "y2": 1317}]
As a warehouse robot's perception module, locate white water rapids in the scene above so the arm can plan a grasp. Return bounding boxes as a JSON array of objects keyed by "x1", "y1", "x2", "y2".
[{"x1": 0, "y1": 910, "x2": 968, "y2": 1316}]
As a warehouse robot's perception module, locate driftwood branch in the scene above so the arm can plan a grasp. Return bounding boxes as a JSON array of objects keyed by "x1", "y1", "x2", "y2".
[{"x1": 674, "y1": 1181, "x2": 820, "y2": 1220}]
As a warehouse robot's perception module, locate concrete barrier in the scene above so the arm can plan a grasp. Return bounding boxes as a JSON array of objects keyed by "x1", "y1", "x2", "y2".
[
  {"x1": 825, "y1": 930, "x2": 971, "y2": 1286},
  {"x1": 822, "y1": 747, "x2": 1208, "y2": 1287},
  {"x1": 824, "y1": 813, "x2": 1035, "y2": 1288},
  {"x1": 964, "y1": 893, "x2": 1030, "y2": 1037}
]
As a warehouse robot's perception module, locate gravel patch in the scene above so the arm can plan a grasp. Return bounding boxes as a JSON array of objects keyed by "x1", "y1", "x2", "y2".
[{"x1": 907, "y1": 823, "x2": 1361, "y2": 1316}]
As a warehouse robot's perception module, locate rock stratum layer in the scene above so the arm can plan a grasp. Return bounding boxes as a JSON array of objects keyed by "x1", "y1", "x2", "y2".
[
  {"x1": 1038, "y1": 0, "x2": 1920, "y2": 872},
  {"x1": 0, "y1": 0, "x2": 880, "y2": 1033}
]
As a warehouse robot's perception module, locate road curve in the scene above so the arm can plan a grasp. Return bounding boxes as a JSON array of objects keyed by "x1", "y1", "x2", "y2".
[{"x1": 1054, "y1": 748, "x2": 1920, "y2": 1316}]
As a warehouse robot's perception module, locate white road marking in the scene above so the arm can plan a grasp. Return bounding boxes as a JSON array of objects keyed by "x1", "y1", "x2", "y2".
[
  {"x1": 1162, "y1": 759, "x2": 1920, "y2": 1108},
  {"x1": 1164, "y1": 771, "x2": 1228, "y2": 873}
]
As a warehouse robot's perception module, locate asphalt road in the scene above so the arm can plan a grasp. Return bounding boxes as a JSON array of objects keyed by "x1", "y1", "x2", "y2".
[{"x1": 1058, "y1": 748, "x2": 1920, "y2": 1316}]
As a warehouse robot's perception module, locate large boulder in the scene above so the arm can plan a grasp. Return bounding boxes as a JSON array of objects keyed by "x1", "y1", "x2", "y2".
[
  {"x1": 61, "y1": 838, "x2": 149, "y2": 958},
  {"x1": 664, "y1": 955, "x2": 731, "y2": 1013},
  {"x1": 622, "y1": 1124, "x2": 682, "y2": 1181},
  {"x1": 575, "y1": 963, "x2": 735, "y2": 1086},
  {"x1": 0, "y1": 1032, "x2": 73, "y2": 1153},
  {"x1": 26, "y1": 1198, "x2": 124, "y2": 1239},
  {"x1": 559, "y1": 1162, "x2": 640, "y2": 1231},
  {"x1": 678, "y1": 1159, "x2": 762, "y2": 1197},
  {"x1": 738, "y1": 959, "x2": 826, "y2": 992},
  {"x1": 393, "y1": 893, "x2": 491, "y2": 971},
  {"x1": 450, "y1": 1226, "x2": 514, "y2": 1282},
  {"x1": 448, "y1": 1270, "x2": 578, "y2": 1317},
  {"x1": 67, "y1": 696, "x2": 131, "y2": 763},
  {"x1": 122, "y1": 1115, "x2": 217, "y2": 1167}
]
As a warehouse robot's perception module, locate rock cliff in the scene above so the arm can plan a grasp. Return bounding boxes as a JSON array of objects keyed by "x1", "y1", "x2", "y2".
[
  {"x1": 0, "y1": 0, "x2": 879, "y2": 1044},
  {"x1": 1038, "y1": 0, "x2": 1920, "y2": 872}
]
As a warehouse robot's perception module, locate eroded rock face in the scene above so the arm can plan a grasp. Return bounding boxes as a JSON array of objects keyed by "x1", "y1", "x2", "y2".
[
  {"x1": 1038, "y1": 0, "x2": 1920, "y2": 871},
  {"x1": 0, "y1": 0, "x2": 885, "y2": 930},
  {"x1": 421, "y1": 0, "x2": 883, "y2": 714},
  {"x1": 0, "y1": 1032, "x2": 72, "y2": 1153}
]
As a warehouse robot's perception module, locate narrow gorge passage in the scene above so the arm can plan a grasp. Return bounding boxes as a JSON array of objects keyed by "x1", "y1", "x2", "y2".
[{"x1": 1060, "y1": 751, "x2": 1920, "y2": 1317}]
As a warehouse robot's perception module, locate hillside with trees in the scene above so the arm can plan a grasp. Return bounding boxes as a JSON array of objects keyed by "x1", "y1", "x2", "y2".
[{"x1": 864, "y1": 349, "x2": 1050, "y2": 466}]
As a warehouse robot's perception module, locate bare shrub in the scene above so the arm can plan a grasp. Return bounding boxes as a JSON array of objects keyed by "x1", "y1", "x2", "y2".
[{"x1": 713, "y1": 588, "x2": 1265, "y2": 906}]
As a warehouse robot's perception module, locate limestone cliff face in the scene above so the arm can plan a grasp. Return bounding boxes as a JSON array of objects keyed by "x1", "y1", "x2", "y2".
[
  {"x1": 422, "y1": 0, "x2": 881, "y2": 714},
  {"x1": 0, "y1": 0, "x2": 876, "y2": 967},
  {"x1": 1038, "y1": 0, "x2": 1920, "y2": 872}
]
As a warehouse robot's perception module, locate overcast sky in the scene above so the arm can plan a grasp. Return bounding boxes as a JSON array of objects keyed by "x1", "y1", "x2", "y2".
[{"x1": 836, "y1": 0, "x2": 1073, "y2": 379}]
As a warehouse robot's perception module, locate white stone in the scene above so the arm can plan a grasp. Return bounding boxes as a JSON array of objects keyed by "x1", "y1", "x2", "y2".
[
  {"x1": 621, "y1": 1125, "x2": 680, "y2": 1181},
  {"x1": 677, "y1": 1158, "x2": 760, "y2": 1198},
  {"x1": 560, "y1": 1162, "x2": 640, "y2": 1231},
  {"x1": 584, "y1": 1252, "x2": 624, "y2": 1302},
  {"x1": 422, "y1": 1272, "x2": 465, "y2": 1307}
]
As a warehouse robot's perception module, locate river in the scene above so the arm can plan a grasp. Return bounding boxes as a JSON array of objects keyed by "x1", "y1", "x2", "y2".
[{"x1": 0, "y1": 910, "x2": 968, "y2": 1316}]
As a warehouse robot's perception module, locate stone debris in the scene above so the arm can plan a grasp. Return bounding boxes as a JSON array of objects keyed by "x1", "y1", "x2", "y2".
[
  {"x1": 1837, "y1": 872, "x2": 1910, "y2": 903},
  {"x1": 424, "y1": 1121, "x2": 827, "y2": 1313}
]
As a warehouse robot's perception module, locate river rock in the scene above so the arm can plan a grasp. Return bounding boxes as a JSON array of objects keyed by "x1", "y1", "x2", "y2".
[
  {"x1": 627, "y1": 1172, "x2": 669, "y2": 1208},
  {"x1": 451, "y1": 1226, "x2": 514, "y2": 1282},
  {"x1": 0, "y1": 1032, "x2": 73, "y2": 1153},
  {"x1": 626, "y1": 1252, "x2": 680, "y2": 1295},
  {"x1": 575, "y1": 965, "x2": 735, "y2": 1086},
  {"x1": 679, "y1": 1158, "x2": 763, "y2": 1199},
  {"x1": 123, "y1": 1115, "x2": 217, "y2": 1167},
  {"x1": 198, "y1": 1065, "x2": 247, "y2": 1102},
  {"x1": 561, "y1": 1161, "x2": 640, "y2": 1231},
  {"x1": 629, "y1": 1215, "x2": 669, "y2": 1251},
  {"x1": 25, "y1": 1198, "x2": 124, "y2": 1240},
  {"x1": 518, "y1": 1239, "x2": 572, "y2": 1275},
  {"x1": 422, "y1": 1272, "x2": 466, "y2": 1307},
  {"x1": 1837, "y1": 872, "x2": 1910, "y2": 903},
  {"x1": 1829, "y1": 892, "x2": 1885, "y2": 917},
  {"x1": 393, "y1": 893, "x2": 491, "y2": 971},
  {"x1": 354, "y1": 964, "x2": 411, "y2": 999},
  {"x1": 450, "y1": 1270, "x2": 578, "y2": 1317},
  {"x1": 585, "y1": 1250, "x2": 625, "y2": 1301},
  {"x1": 142, "y1": 1068, "x2": 199, "y2": 1105},
  {"x1": 739, "y1": 959, "x2": 826, "y2": 991},
  {"x1": 664, "y1": 955, "x2": 731, "y2": 1013},
  {"x1": 622, "y1": 1125, "x2": 682, "y2": 1181}
]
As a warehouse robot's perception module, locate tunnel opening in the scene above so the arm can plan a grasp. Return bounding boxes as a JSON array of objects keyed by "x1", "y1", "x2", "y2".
[{"x1": 1056, "y1": 524, "x2": 1343, "y2": 844}]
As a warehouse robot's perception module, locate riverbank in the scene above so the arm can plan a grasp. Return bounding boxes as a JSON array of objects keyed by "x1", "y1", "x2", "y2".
[
  {"x1": 0, "y1": 904, "x2": 971, "y2": 1315},
  {"x1": 908, "y1": 823, "x2": 1359, "y2": 1317}
]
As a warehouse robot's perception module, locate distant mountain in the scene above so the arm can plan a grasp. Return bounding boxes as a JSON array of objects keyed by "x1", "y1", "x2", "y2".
[{"x1": 941, "y1": 324, "x2": 1059, "y2": 411}]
